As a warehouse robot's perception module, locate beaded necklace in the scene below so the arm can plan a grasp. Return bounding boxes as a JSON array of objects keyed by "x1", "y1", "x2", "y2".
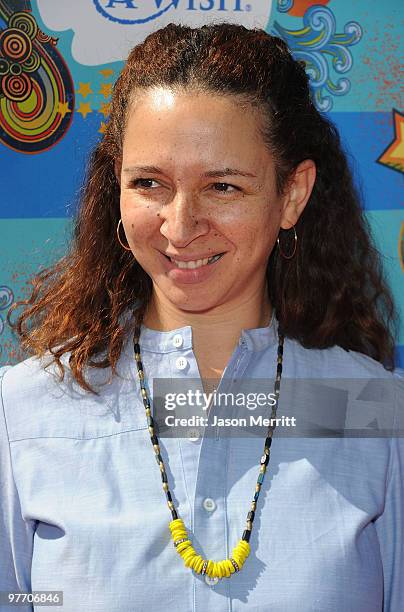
[{"x1": 133, "y1": 318, "x2": 285, "y2": 582}]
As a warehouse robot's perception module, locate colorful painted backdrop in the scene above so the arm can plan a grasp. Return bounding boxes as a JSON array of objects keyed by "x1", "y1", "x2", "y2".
[{"x1": 0, "y1": 0, "x2": 403, "y2": 366}]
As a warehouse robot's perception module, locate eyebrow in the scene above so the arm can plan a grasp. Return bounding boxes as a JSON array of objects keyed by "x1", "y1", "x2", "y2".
[{"x1": 122, "y1": 165, "x2": 257, "y2": 178}]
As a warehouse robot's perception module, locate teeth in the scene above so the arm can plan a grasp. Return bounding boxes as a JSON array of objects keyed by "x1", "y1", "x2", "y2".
[{"x1": 170, "y1": 253, "x2": 223, "y2": 269}]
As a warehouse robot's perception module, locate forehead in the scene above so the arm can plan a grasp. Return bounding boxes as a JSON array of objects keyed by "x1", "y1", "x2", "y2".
[{"x1": 122, "y1": 87, "x2": 270, "y2": 168}]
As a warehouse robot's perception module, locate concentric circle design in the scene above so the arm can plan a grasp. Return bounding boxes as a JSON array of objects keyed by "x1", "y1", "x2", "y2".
[
  {"x1": 0, "y1": 11, "x2": 74, "y2": 153},
  {"x1": 22, "y1": 49, "x2": 40, "y2": 73},
  {"x1": 10, "y1": 62, "x2": 22, "y2": 75},
  {"x1": 0, "y1": 28, "x2": 32, "y2": 63},
  {"x1": 36, "y1": 30, "x2": 52, "y2": 44},
  {"x1": 1, "y1": 72, "x2": 32, "y2": 101},
  {"x1": 9, "y1": 11, "x2": 38, "y2": 40},
  {"x1": 0, "y1": 58, "x2": 10, "y2": 76}
]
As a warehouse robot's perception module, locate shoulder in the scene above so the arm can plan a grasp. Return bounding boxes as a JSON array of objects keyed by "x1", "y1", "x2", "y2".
[
  {"x1": 0, "y1": 355, "x2": 80, "y2": 441},
  {"x1": 0, "y1": 342, "x2": 141, "y2": 441},
  {"x1": 284, "y1": 336, "x2": 396, "y2": 379},
  {"x1": 283, "y1": 339, "x2": 403, "y2": 432}
]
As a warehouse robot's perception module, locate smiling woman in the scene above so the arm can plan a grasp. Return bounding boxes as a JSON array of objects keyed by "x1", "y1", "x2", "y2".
[
  {"x1": 1, "y1": 22, "x2": 403, "y2": 612},
  {"x1": 115, "y1": 88, "x2": 315, "y2": 355}
]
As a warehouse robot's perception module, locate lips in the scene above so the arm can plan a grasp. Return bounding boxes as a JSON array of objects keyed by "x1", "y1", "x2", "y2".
[
  {"x1": 159, "y1": 250, "x2": 226, "y2": 266},
  {"x1": 168, "y1": 253, "x2": 225, "y2": 269},
  {"x1": 158, "y1": 249, "x2": 225, "y2": 284}
]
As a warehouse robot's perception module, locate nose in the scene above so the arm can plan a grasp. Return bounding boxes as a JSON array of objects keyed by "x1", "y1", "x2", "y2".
[{"x1": 159, "y1": 192, "x2": 209, "y2": 247}]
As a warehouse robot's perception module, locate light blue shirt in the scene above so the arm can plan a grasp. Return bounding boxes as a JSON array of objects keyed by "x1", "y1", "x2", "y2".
[{"x1": 1, "y1": 312, "x2": 403, "y2": 611}]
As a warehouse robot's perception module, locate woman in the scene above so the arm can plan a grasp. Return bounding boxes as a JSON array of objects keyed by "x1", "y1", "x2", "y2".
[{"x1": 1, "y1": 23, "x2": 403, "y2": 612}]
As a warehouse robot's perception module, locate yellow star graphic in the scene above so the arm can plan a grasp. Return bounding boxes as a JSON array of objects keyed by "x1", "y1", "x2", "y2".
[
  {"x1": 99, "y1": 68, "x2": 114, "y2": 78},
  {"x1": 98, "y1": 102, "x2": 111, "y2": 118},
  {"x1": 58, "y1": 101, "x2": 71, "y2": 119},
  {"x1": 77, "y1": 82, "x2": 93, "y2": 98},
  {"x1": 99, "y1": 121, "x2": 108, "y2": 134},
  {"x1": 99, "y1": 83, "x2": 112, "y2": 99},
  {"x1": 377, "y1": 109, "x2": 404, "y2": 174},
  {"x1": 77, "y1": 102, "x2": 92, "y2": 119}
]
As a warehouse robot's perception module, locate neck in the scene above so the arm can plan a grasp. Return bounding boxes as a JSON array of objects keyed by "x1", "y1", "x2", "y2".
[{"x1": 142, "y1": 285, "x2": 272, "y2": 376}]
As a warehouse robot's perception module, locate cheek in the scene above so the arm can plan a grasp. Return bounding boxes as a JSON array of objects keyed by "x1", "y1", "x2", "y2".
[
  {"x1": 121, "y1": 195, "x2": 160, "y2": 241},
  {"x1": 235, "y1": 220, "x2": 275, "y2": 261}
]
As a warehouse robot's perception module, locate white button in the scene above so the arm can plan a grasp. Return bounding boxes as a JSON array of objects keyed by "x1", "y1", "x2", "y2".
[
  {"x1": 175, "y1": 356, "x2": 188, "y2": 370},
  {"x1": 203, "y1": 498, "x2": 216, "y2": 512},
  {"x1": 173, "y1": 334, "x2": 183, "y2": 348},
  {"x1": 188, "y1": 428, "x2": 200, "y2": 442},
  {"x1": 205, "y1": 575, "x2": 219, "y2": 586}
]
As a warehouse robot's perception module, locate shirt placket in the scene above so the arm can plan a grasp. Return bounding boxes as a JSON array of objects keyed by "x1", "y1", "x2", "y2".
[{"x1": 192, "y1": 341, "x2": 251, "y2": 611}]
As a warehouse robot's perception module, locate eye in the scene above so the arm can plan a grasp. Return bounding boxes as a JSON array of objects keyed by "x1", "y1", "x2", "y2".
[
  {"x1": 212, "y1": 182, "x2": 239, "y2": 194},
  {"x1": 131, "y1": 178, "x2": 160, "y2": 189}
]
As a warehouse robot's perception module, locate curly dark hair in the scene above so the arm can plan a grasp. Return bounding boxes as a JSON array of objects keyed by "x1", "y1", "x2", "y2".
[{"x1": 7, "y1": 22, "x2": 398, "y2": 394}]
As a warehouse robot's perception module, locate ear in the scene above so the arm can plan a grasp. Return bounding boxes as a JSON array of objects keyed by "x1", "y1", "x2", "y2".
[
  {"x1": 280, "y1": 159, "x2": 316, "y2": 229},
  {"x1": 114, "y1": 158, "x2": 122, "y2": 187}
]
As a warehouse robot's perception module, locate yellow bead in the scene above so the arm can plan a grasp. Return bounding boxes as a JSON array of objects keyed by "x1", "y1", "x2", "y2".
[
  {"x1": 235, "y1": 551, "x2": 247, "y2": 564},
  {"x1": 171, "y1": 526, "x2": 187, "y2": 533},
  {"x1": 182, "y1": 548, "x2": 197, "y2": 563},
  {"x1": 184, "y1": 554, "x2": 198, "y2": 568},
  {"x1": 233, "y1": 544, "x2": 243, "y2": 556},
  {"x1": 220, "y1": 560, "x2": 231, "y2": 578},
  {"x1": 190, "y1": 556, "x2": 201, "y2": 573},
  {"x1": 181, "y1": 544, "x2": 196, "y2": 556},
  {"x1": 188, "y1": 554, "x2": 200, "y2": 570},
  {"x1": 173, "y1": 535, "x2": 188, "y2": 543},
  {"x1": 193, "y1": 556, "x2": 205, "y2": 573},
  {"x1": 172, "y1": 523, "x2": 186, "y2": 530},
  {"x1": 211, "y1": 562, "x2": 219, "y2": 578},
  {"x1": 215, "y1": 562, "x2": 223, "y2": 579},
  {"x1": 183, "y1": 554, "x2": 196, "y2": 568},
  {"x1": 238, "y1": 540, "x2": 251, "y2": 555},
  {"x1": 232, "y1": 553, "x2": 243, "y2": 568},
  {"x1": 171, "y1": 528, "x2": 187, "y2": 536},
  {"x1": 176, "y1": 541, "x2": 192, "y2": 554},
  {"x1": 206, "y1": 560, "x2": 214, "y2": 577}
]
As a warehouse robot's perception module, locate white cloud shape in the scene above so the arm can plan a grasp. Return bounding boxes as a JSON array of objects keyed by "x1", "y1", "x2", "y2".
[{"x1": 36, "y1": 0, "x2": 273, "y2": 66}]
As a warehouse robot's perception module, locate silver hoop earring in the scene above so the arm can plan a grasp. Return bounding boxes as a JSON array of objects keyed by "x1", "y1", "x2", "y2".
[
  {"x1": 116, "y1": 218, "x2": 132, "y2": 251},
  {"x1": 277, "y1": 226, "x2": 297, "y2": 259}
]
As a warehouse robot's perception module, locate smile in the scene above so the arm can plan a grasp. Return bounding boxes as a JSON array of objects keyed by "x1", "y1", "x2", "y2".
[{"x1": 164, "y1": 253, "x2": 225, "y2": 269}]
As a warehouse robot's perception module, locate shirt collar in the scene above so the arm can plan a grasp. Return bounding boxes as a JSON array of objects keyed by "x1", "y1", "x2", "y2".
[{"x1": 127, "y1": 309, "x2": 279, "y2": 354}]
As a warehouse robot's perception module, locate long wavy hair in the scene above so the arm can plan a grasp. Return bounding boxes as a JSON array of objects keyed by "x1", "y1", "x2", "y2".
[{"x1": 7, "y1": 23, "x2": 398, "y2": 394}]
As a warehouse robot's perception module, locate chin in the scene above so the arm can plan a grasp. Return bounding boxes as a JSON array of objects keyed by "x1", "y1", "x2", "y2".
[{"x1": 163, "y1": 288, "x2": 221, "y2": 313}]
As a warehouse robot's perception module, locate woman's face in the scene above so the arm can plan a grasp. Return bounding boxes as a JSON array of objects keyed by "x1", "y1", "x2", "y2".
[{"x1": 117, "y1": 88, "x2": 301, "y2": 313}]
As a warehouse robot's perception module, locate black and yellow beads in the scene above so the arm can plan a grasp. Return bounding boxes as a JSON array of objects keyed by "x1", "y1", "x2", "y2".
[{"x1": 133, "y1": 324, "x2": 285, "y2": 580}]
